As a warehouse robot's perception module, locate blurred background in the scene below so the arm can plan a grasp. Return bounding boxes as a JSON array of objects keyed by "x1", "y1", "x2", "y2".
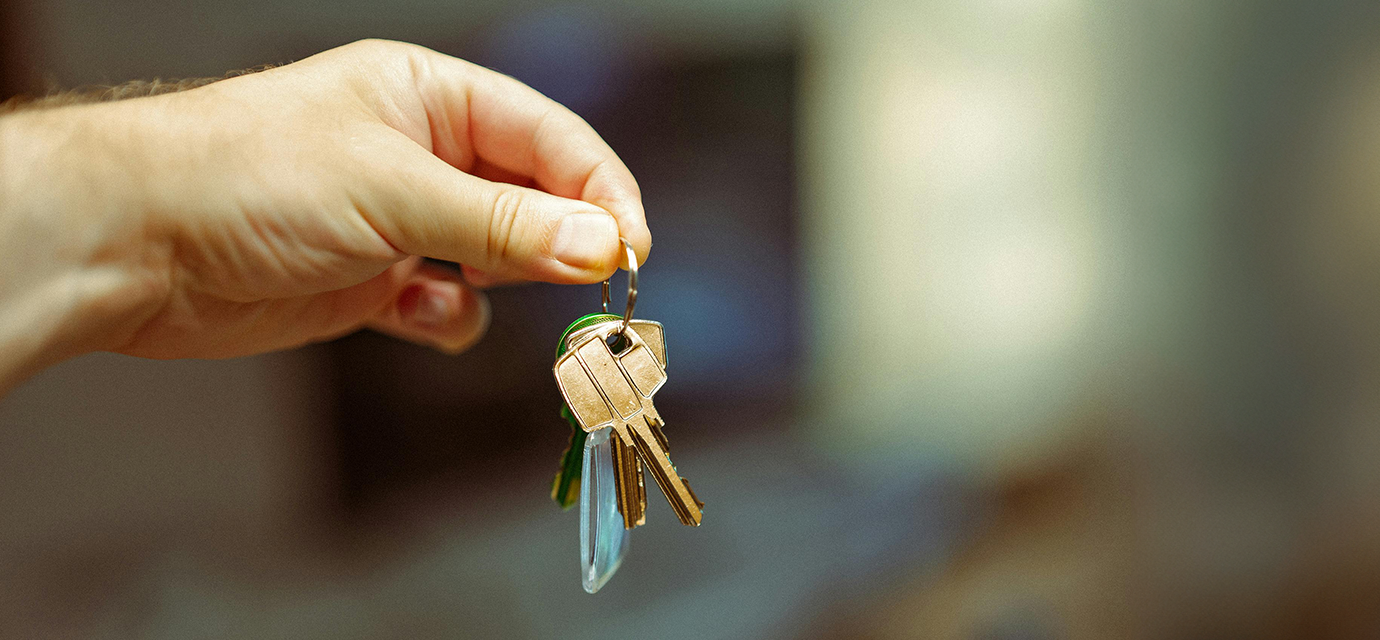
[{"x1": 4, "y1": 0, "x2": 1380, "y2": 637}]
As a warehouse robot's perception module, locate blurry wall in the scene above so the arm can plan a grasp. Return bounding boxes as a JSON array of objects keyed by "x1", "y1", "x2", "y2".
[
  {"x1": 798, "y1": 0, "x2": 1380, "y2": 637},
  {"x1": 0, "y1": 350, "x2": 334, "y2": 635},
  {"x1": 801, "y1": 0, "x2": 1112, "y2": 475},
  {"x1": 6, "y1": 0, "x2": 794, "y2": 91}
]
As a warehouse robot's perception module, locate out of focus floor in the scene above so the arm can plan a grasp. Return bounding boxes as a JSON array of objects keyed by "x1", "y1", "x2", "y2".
[{"x1": 0, "y1": 352, "x2": 970, "y2": 640}]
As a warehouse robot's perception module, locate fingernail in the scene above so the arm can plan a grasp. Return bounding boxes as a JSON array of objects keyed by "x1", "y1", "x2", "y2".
[
  {"x1": 401, "y1": 283, "x2": 457, "y2": 327},
  {"x1": 551, "y1": 212, "x2": 617, "y2": 269}
]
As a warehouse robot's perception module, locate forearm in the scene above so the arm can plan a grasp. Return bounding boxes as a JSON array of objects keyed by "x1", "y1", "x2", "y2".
[{"x1": 0, "y1": 108, "x2": 170, "y2": 394}]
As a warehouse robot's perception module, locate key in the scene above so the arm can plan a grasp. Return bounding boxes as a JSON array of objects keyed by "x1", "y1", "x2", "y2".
[
  {"x1": 552, "y1": 316, "x2": 667, "y2": 529},
  {"x1": 562, "y1": 318, "x2": 666, "y2": 528},
  {"x1": 556, "y1": 323, "x2": 698, "y2": 526},
  {"x1": 555, "y1": 322, "x2": 704, "y2": 526}
]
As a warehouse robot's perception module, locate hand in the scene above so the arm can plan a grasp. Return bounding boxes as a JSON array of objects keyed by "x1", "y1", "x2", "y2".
[{"x1": 0, "y1": 39, "x2": 648, "y2": 387}]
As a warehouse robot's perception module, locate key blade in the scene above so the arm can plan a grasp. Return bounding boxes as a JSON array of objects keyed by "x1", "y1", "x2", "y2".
[
  {"x1": 618, "y1": 435, "x2": 648, "y2": 528},
  {"x1": 634, "y1": 452, "x2": 647, "y2": 526},
  {"x1": 682, "y1": 478, "x2": 704, "y2": 511},
  {"x1": 610, "y1": 434, "x2": 645, "y2": 529},
  {"x1": 628, "y1": 414, "x2": 703, "y2": 526},
  {"x1": 648, "y1": 417, "x2": 671, "y2": 454}
]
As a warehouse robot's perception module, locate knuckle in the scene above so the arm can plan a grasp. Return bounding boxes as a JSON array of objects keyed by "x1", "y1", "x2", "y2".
[
  {"x1": 487, "y1": 189, "x2": 527, "y2": 264},
  {"x1": 349, "y1": 38, "x2": 399, "y2": 54},
  {"x1": 344, "y1": 39, "x2": 426, "y2": 67}
]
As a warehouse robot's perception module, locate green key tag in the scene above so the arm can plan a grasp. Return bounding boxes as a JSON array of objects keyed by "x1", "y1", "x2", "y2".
[{"x1": 550, "y1": 312, "x2": 624, "y2": 509}]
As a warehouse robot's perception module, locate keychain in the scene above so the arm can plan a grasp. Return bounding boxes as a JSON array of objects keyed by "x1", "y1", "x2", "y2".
[{"x1": 550, "y1": 238, "x2": 703, "y2": 593}]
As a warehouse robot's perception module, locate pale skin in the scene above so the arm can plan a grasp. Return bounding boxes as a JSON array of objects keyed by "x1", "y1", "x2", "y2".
[{"x1": 0, "y1": 39, "x2": 651, "y2": 394}]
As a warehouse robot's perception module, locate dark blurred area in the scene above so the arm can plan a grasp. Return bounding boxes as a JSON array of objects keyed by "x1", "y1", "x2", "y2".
[{"x1": 7, "y1": 0, "x2": 1380, "y2": 638}]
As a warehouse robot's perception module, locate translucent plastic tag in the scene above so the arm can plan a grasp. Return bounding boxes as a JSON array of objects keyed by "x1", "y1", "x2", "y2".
[{"x1": 579, "y1": 428, "x2": 629, "y2": 593}]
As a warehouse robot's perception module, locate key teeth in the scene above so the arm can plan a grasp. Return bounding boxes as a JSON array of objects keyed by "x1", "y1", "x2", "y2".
[
  {"x1": 611, "y1": 434, "x2": 647, "y2": 530},
  {"x1": 634, "y1": 460, "x2": 648, "y2": 527},
  {"x1": 646, "y1": 415, "x2": 671, "y2": 455},
  {"x1": 682, "y1": 479, "x2": 705, "y2": 511},
  {"x1": 610, "y1": 436, "x2": 634, "y2": 529}
]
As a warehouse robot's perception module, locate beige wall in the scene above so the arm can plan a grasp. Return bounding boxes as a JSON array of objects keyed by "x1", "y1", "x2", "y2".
[{"x1": 800, "y1": 0, "x2": 1118, "y2": 474}]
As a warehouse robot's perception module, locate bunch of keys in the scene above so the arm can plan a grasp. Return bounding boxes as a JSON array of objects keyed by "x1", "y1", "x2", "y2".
[{"x1": 550, "y1": 239, "x2": 704, "y2": 593}]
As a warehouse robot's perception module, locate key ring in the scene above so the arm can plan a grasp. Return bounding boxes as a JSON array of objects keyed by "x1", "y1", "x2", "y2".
[{"x1": 600, "y1": 237, "x2": 638, "y2": 336}]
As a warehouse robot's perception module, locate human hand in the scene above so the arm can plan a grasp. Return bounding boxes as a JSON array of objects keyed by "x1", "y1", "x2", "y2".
[{"x1": 0, "y1": 39, "x2": 647, "y2": 379}]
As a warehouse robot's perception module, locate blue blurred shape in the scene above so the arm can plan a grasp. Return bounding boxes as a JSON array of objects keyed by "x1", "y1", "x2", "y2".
[
  {"x1": 478, "y1": 5, "x2": 630, "y2": 115},
  {"x1": 644, "y1": 240, "x2": 795, "y2": 393}
]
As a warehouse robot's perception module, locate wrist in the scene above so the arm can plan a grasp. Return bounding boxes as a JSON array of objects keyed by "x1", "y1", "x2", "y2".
[{"x1": 0, "y1": 107, "x2": 172, "y2": 391}]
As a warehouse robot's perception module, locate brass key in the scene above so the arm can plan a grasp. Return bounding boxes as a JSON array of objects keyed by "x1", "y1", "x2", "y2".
[
  {"x1": 555, "y1": 322, "x2": 704, "y2": 526},
  {"x1": 562, "y1": 318, "x2": 666, "y2": 528},
  {"x1": 551, "y1": 315, "x2": 663, "y2": 513}
]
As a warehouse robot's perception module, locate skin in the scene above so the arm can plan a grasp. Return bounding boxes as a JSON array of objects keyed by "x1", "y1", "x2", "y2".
[{"x1": 0, "y1": 39, "x2": 650, "y2": 394}]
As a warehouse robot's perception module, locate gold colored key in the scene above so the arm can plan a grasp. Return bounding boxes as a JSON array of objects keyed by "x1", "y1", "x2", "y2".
[
  {"x1": 563, "y1": 318, "x2": 667, "y2": 528},
  {"x1": 554, "y1": 322, "x2": 704, "y2": 527},
  {"x1": 608, "y1": 427, "x2": 646, "y2": 527}
]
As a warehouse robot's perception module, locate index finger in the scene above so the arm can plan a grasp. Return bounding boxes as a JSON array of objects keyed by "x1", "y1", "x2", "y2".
[{"x1": 398, "y1": 44, "x2": 651, "y2": 267}]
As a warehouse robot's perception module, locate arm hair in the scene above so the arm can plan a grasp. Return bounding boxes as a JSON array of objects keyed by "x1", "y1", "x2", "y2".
[{"x1": 0, "y1": 65, "x2": 277, "y2": 114}]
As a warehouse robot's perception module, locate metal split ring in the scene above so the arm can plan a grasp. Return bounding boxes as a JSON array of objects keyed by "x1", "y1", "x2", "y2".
[{"x1": 600, "y1": 238, "x2": 638, "y2": 335}]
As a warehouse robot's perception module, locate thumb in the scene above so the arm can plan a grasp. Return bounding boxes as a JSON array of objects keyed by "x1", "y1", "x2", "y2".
[{"x1": 358, "y1": 144, "x2": 621, "y2": 284}]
